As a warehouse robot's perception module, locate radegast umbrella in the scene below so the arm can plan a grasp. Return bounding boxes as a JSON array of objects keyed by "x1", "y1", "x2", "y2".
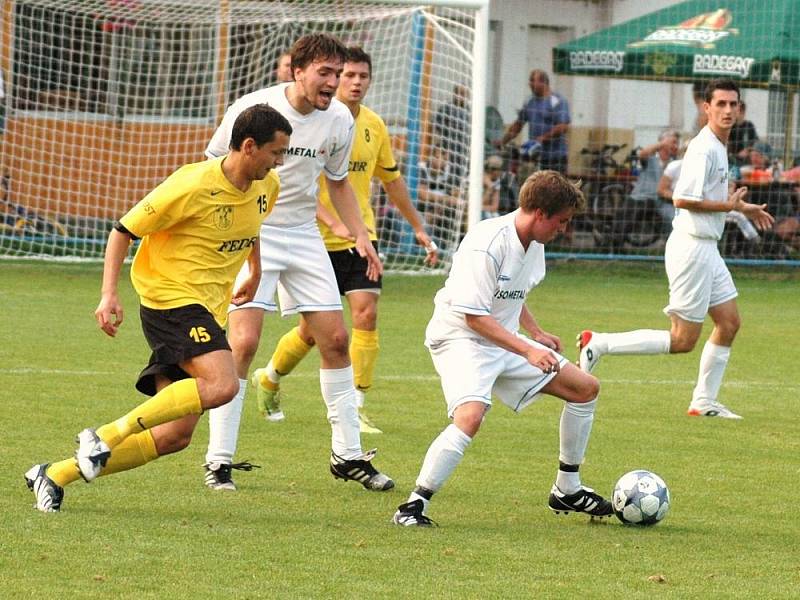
[{"x1": 553, "y1": 0, "x2": 800, "y2": 89}]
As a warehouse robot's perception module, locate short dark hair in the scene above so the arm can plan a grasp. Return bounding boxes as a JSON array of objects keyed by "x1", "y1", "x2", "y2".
[
  {"x1": 230, "y1": 104, "x2": 292, "y2": 151},
  {"x1": 518, "y1": 170, "x2": 585, "y2": 216},
  {"x1": 704, "y1": 78, "x2": 740, "y2": 103},
  {"x1": 346, "y1": 45, "x2": 372, "y2": 76},
  {"x1": 290, "y1": 33, "x2": 347, "y2": 72}
]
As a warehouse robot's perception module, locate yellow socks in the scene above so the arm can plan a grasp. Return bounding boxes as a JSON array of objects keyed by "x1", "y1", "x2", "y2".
[
  {"x1": 350, "y1": 328, "x2": 379, "y2": 392},
  {"x1": 46, "y1": 458, "x2": 82, "y2": 488},
  {"x1": 99, "y1": 430, "x2": 159, "y2": 476},
  {"x1": 96, "y1": 378, "x2": 202, "y2": 449},
  {"x1": 46, "y1": 430, "x2": 159, "y2": 487},
  {"x1": 271, "y1": 326, "x2": 313, "y2": 377}
]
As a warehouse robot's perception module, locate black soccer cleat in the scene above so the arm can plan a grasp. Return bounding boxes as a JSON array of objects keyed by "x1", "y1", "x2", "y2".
[
  {"x1": 392, "y1": 499, "x2": 437, "y2": 527},
  {"x1": 549, "y1": 484, "x2": 613, "y2": 518},
  {"x1": 329, "y1": 448, "x2": 394, "y2": 491}
]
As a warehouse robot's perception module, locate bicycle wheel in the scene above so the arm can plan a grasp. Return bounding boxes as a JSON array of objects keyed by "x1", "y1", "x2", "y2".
[
  {"x1": 624, "y1": 201, "x2": 663, "y2": 248},
  {"x1": 591, "y1": 183, "x2": 627, "y2": 250}
]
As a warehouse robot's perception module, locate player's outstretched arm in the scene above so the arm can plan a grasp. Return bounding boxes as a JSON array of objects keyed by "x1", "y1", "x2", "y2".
[
  {"x1": 95, "y1": 228, "x2": 131, "y2": 337},
  {"x1": 326, "y1": 176, "x2": 383, "y2": 281},
  {"x1": 231, "y1": 243, "x2": 262, "y2": 306},
  {"x1": 383, "y1": 177, "x2": 438, "y2": 266}
]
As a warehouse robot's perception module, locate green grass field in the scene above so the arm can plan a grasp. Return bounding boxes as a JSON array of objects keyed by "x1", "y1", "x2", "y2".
[{"x1": 2, "y1": 260, "x2": 799, "y2": 598}]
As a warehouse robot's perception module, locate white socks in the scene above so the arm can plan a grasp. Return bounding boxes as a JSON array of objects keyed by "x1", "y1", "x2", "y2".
[
  {"x1": 265, "y1": 360, "x2": 281, "y2": 385},
  {"x1": 595, "y1": 330, "x2": 671, "y2": 355},
  {"x1": 320, "y1": 366, "x2": 362, "y2": 460},
  {"x1": 354, "y1": 388, "x2": 366, "y2": 409},
  {"x1": 692, "y1": 341, "x2": 731, "y2": 406},
  {"x1": 205, "y1": 377, "x2": 247, "y2": 464},
  {"x1": 557, "y1": 398, "x2": 598, "y2": 490},
  {"x1": 415, "y1": 423, "x2": 472, "y2": 494}
]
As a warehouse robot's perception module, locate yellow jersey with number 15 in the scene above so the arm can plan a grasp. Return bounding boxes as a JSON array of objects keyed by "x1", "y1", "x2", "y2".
[
  {"x1": 318, "y1": 104, "x2": 401, "y2": 251},
  {"x1": 119, "y1": 156, "x2": 279, "y2": 326}
]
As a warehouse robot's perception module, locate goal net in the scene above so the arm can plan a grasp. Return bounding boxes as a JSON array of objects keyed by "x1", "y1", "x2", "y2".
[{"x1": 1, "y1": 0, "x2": 486, "y2": 270}]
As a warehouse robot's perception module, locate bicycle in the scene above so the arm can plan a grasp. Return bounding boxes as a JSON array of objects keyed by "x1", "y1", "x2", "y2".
[{"x1": 576, "y1": 144, "x2": 664, "y2": 251}]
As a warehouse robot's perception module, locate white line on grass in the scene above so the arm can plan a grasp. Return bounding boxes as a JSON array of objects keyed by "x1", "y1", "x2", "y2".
[{"x1": 1, "y1": 369, "x2": 796, "y2": 390}]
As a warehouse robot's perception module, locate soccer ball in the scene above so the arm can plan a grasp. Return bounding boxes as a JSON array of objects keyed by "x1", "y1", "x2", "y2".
[{"x1": 612, "y1": 470, "x2": 670, "y2": 526}]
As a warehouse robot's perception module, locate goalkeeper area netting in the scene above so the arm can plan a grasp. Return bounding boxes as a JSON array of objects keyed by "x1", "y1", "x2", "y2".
[{"x1": 0, "y1": 0, "x2": 486, "y2": 270}]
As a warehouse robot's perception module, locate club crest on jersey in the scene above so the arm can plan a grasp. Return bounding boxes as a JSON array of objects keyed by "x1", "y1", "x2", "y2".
[{"x1": 213, "y1": 205, "x2": 234, "y2": 231}]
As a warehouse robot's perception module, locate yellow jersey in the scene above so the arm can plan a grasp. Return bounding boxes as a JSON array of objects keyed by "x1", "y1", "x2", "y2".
[
  {"x1": 120, "y1": 156, "x2": 279, "y2": 326},
  {"x1": 318, "y1": 104, "x2": 401, "y2": 251}
]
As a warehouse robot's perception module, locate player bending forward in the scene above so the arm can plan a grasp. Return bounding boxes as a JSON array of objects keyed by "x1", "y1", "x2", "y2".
[
  {"x1": 393, "y1": 171, "x2": 613, "y2": 527},
  {"x1": 24, "y1": 104, "x2": 291, "y2": 512}
]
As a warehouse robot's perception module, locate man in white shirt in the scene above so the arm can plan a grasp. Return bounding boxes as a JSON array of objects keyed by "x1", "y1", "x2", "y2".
[
  {"x1": 577, "y1": 79, "x2": 773, "y2": 419},
  {"x1": 203, "y1": 33, "x2": 393, "y2": 492},
  {"x1": 392, "y1": 171, "x2": 613, "y2": 527}
]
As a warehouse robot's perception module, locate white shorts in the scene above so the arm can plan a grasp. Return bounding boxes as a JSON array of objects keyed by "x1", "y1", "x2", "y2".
[
  {"x1": 230, "y1": 220, "x2": 343, "y2": 316},
  {"x1": 663, "y1": 232, "x2": 737, "y2": 323},
  {"x1": 427, "y1": 335, "x2": 569, "y2": 418}
]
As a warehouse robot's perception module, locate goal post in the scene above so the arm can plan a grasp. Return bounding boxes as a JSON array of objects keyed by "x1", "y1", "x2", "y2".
[{"x1": 0, "y1": 0, "x2": 489, "y2": 271}]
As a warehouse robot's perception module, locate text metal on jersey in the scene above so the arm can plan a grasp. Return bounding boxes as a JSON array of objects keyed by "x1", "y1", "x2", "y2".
[{"x1": 285, "y1": 146, "x2": 317, "y2": 158}]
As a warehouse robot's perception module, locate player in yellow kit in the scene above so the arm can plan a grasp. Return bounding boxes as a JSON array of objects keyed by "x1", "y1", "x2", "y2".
[
  {"x1": 252, "y1": 46, "x2": 437, "y2": 433},
  {"x1": 23, "y1": 104, "x2": 291, "y2": 512}
]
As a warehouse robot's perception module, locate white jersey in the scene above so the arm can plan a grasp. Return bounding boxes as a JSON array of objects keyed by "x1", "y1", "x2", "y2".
[
  {"x1": 662, "y1": 159, "x2": 682, "y2": 192},
  {"x1": 426, "y1": 210, "x2": 546, "y2": 344},
  {"x1": 671, "y1": 126, "x2": 729, "y2": 240},
  {"x1": 206, "y1": 83, "x2": 354, "y2": 228}
]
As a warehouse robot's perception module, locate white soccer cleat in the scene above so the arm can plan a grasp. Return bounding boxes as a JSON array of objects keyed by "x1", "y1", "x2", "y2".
[
  {"x1": 358, "y1": 409, "x2": 383, "y2": 434},
  {"x1": 24, "y1": 463, "x2": 64, "y2": 513},
  {"x1": 576, "y1": 330, "x2": 602, "y2": 374},
  {"x1": 75, "y1": 428, "x2": 111, "y2": 482},
  {"x1": 687, "y1": 400, "x2": 743, "y2": 420},
  {"x1": 252, "y1": 368, "x2": 285, "y2": 422}
]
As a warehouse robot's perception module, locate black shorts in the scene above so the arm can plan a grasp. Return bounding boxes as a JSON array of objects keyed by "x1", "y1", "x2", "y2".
[
  {"x1": 136, "y1": 304, "x2": 230, "y2": 396},
  {"x1": 328, "y1": 241, "x2": 382, "y2": 296}
]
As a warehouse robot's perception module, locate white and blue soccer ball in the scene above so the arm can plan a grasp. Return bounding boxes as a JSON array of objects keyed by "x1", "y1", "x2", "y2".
[{"x1": 612, "y1": 470, "x2": 670, "y2": 526}]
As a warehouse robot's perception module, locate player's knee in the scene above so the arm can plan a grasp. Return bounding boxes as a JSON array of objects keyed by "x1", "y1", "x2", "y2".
[
  {"x1": 199, "y1": 376, "x2": 239, "y2": 409},
  {"x1": 351, "y1": 306, "x2": 378, "y2": 330},
  {"x1": 581, "y1": 374, "x2": 600, "y2": 402},
  {"x1": 670, "y1": 327, "x2": 700, "y2": 353},
  {"x1": 153, "y1": 428, "x2": 194, "y2": 455},
  {"x1": 229, "y1": 329, "x2": 260, "y2": 365},
  {"x1": 319, "y1": 327, "x2": 350, "y2": 358},
  {"x1": 452, "y1": 402, "x2": 486, "y2": 437}
]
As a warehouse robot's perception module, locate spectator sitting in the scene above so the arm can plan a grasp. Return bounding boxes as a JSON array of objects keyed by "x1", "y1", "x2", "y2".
[
  {"x1": 482, "y1": 154, "x2": 520, "y2": 220},
  {"x1": 629, "y1": 129, "x2": 680, "y2": 233},
  {"x1": 740, "y1": 141, "x2": 774, "y2": 183},
  {"x1": 418, "y1": 146, "x2": 461, "y2": 244},
  {"x1": 482, "y1": 155, "x2": 501, "y2": 219},
  {"x1": 433, "y1": 85, "x2": 470, "y2": 178},
  {"x1": 728, "y1": 101, "x2": 758, "y2": 164}
]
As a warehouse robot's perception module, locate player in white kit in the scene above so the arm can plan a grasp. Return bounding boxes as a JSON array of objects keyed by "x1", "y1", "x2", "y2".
[
  {"x1": 392, "y1": 171, "x2": 613, "y2": 527},
  {"x1": 577, "y1": 79, "x2": 774, "y2": 419},
  {"x1": 203, "y1": 34, "x2": 393, "y2": 492}
]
